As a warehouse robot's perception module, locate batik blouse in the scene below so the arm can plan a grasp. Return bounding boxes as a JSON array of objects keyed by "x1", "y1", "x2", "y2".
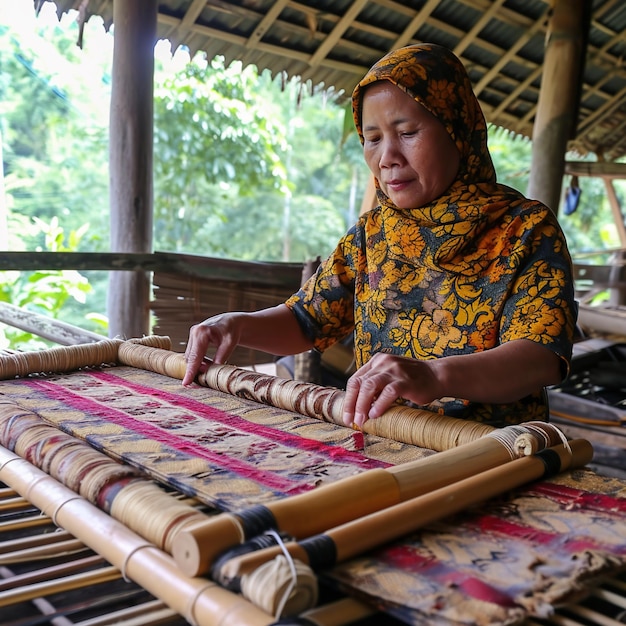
[{"x1": 285, "y1": 44, "x2": 576, "y2": 426}]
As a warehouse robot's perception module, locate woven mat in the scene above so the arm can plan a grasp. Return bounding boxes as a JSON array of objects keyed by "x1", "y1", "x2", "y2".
[{"x1": 1, "y1": 365, "x2": 625, "y2": 625}]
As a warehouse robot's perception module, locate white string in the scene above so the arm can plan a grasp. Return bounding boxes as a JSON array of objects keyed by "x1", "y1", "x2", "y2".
[
  {"x1": 240, "y1": 530, "x2": 318, "y2": 617},
  {"x1": 266, "y1": 529, "x2": 298, "y2": 618},
  {"x1": 486, "y1": 421, "x2": 571, "y2": 459}
]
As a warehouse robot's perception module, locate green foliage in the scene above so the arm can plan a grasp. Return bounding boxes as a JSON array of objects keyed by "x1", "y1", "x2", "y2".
[
  {"x1": 2, "y1": 5, "x2": 624, "y2": 346},
  {"x1": 153, "y1": 56, "x2": 289, "y2": 252},
  {"x1": 0, "y1": 217, "x2": 97, "y2": 350},
  {"x1": 488, "y1": 126, "x2": 623, "y2": 255},
  {"x1": 0, "y1": 12, "x2": 110, "y2": 252}
]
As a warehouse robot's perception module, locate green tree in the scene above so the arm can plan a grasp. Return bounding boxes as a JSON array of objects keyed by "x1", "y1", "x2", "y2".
[
  {"x1": 0, "y1": 14, "x2": 111, "y2": 253},
  {"x1": 0, "y1": 217, "x2": 102, "y2": 350},
  {"x1": 152, "y1": 56, "x2": 288, "y2": 253}
]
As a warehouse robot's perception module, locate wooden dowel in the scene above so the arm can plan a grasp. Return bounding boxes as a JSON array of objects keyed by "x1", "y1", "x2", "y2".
[
  {"x1": 172, "y1": 422, "x2": 566, "y2": 577},
  {"x1": 117, "y1": 342, "x2": 495, "y2": 451},
  {"x1": 0, "y1": 565, "x2": 121, "y2": 608},
  {"x1": 0, "y1": 445, "x2": 277, "y2": 626},
  {"x1": 0, "y1": 487, "x2": 17, "y2": 498},
  {"x1": 73, "y1": 600, "x2": 176, "y2": 626},
  {"x1": 0, "y1": 335, "x2": 171, "y2": 381},
  {"x1": 0, "y1": 529, "x2": 73, "y2": 554},
  {"x1": 0, "y1": 554, "x2": 104, "y2": 592},
  {"x1": 0, "y1": 539, "x2": 87, "y2": 565},
  {"x1": 0, "y1": 513, "x2": 52, "y2": 533},
  {"x1": 0, "y1": 496, "x2": 32, "y2": 512},
  {"x1": 220, "y1": 440, "x2": 593, "y2": 582}
]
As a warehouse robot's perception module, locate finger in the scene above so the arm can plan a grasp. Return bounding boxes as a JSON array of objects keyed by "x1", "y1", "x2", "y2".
[
  {"x1": 182, "y1": 350, "x2": 205, "y2": 386},
  {"x1": 182, "y1": 329, "x2": 207, "y2": 386},
  {"x1": 351, "y1": 376, "x2": 382, "y2": 428},
  {"x1": 367, "y1": 385, "x2": 402, "y2": 420},
  {"x1": 212, "y1": 339, "x2": 234, "y2": 365},
  {"x1": 342, "y1": 374, "x2": 363, "y2": 426}
]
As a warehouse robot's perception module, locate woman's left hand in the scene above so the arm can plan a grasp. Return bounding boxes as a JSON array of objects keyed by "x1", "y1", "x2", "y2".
[
  {"x1": 341, "y1": 340, "x2": 563, "y2": 429},
  {"x1": 342, "y1": 352, "x2": 441, "y2": 428}
]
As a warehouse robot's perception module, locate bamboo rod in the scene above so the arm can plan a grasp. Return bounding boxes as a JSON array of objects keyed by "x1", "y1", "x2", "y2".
[
  {"x1": 0, "y1": 445, "x2": 277, "y2": 626},
  {"x1": 218, "y1": 439, "x2": 593, "y2": 587},
  {"x1": 172, "y1": 421, "x2": 567, "y2": 577},
  {"x1": 0, "y1": 539, "x2": 87, "y2": 565},
  {"x1": 0, "y1": 496, "x2": 32, "y2": 512},
  {"x1": 0, "y1": 565, "x2": 121, "y2": 608},
  {"x1": 73, "y1": 600, "x2": 176, "y2": 626},
  {"x1": 117, "y1": 342, "x2": 495, "y2": 451},
  {"x1": 0, "y1": 513, "x2": 53, "y2": 533},
  {"x1": 0, "y1": 555, "x2": 105, "y2": 592},
  {"x1": 0, "y1": 335, "x2": 171, "y2": 381},
  {"x1": 0, "y1": 529, "x2": 73, "y2": 554}
]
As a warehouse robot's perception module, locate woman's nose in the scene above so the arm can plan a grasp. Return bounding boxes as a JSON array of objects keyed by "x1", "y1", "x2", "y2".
[{"x1": 378, "y1": 138, "x2": 401, "y2": 168}]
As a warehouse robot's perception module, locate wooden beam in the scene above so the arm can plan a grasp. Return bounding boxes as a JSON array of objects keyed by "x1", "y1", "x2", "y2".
[
  {"x1": 453, "y1": 0, "x2": 506, "y2": 58},
  {"x1": 391, "y1": 0, "x2": 439, "y2": 50},
  {"x1": 0, "y1": 252, "x2": 303, "y2": 288},
  {"x1": 604, "y1": 179, "x2": 626, "y2": 251},
  {"x1": 245, "y1": 0, "x2": 289, "y2": 49},
  {"x1": 564, "y1": 161, "x2": 626, "y2": 179},
  {"x1": 307, "y1": 0, "x2": 369, "y2": 69}
]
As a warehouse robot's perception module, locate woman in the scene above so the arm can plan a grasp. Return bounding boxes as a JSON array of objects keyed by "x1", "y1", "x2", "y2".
[{"x1": 183, "y1": 43, "x2": 576, "y2": 429}]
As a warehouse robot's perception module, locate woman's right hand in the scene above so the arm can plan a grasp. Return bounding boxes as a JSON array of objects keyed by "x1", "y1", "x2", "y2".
[
  {"x1": 182, "y1": 312, "x2": 245, "y2": 386},
  {"x1": 182, "y1": 304, "x2": 315, "y2": 387}
]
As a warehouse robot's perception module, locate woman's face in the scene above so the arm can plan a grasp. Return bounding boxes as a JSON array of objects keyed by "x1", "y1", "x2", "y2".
[{"x1": 361, "y1": 81, "x2": 461, "y2": 209}]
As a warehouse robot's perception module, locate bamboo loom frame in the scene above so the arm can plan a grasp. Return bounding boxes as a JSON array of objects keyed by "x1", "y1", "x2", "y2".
[{"x1": 0, "y1": 337, "x2": 597, "y2": 623}]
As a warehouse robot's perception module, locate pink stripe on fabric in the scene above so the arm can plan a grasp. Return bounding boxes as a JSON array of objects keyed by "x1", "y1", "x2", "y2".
[
  {"x1": 528, "y1": 482, "x2": 626, "y2": 514},
  {"x1": 21, "y1": 378, "x2": 311, "y2": 494},
  {"x1": 380, "y1": 545, "x2": 519, "y2": 608},
  {"x1": 90, "y1": 369, "x2": 387, "y2": 469},
  {"x1": 477, "y1": 515, "x2": 626, "y2": 554}
]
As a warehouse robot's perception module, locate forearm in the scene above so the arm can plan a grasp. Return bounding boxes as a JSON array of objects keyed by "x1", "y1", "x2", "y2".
[
  {"x1": 430, "y1": 339, "x2": 563, "y2": 404},
  {"x1": 236, "y1": 304, "x2": 314, "y2": 356}
]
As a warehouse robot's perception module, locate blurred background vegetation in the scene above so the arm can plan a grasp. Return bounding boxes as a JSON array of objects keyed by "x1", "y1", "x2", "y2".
[{"x1": 0, "y1": 3, "x2": 623, "y2": 348}]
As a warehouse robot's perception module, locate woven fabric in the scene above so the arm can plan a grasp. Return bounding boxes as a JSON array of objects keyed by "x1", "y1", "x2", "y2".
[
  {"x1": 329, "y1": 470, "x2": 626, "y2": 624},
  {"x1": 1, "y1": 365, "x2": 625, "y2": 625},
  {"x1": 0, "y1": 365, "x2": 428, "y2": 509}
]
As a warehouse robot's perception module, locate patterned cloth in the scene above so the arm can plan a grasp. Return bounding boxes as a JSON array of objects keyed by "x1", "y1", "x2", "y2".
[
  {"x1": 0, "y1": 365, "x2": 625, "y2": 625},
  {"x1": 0, "y1": 366, "x2": 428, "y2": 509},
  {"x1": 286, "y1": 44, "x2": 576, "y2": 426},
  {"x1": 329, "y1": 470, "x2": 626, "y2": 625}
]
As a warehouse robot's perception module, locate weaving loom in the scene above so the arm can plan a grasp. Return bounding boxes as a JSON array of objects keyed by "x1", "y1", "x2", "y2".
[{"x1": 0, "y1": 337, "x2": 625, "y2": 626}]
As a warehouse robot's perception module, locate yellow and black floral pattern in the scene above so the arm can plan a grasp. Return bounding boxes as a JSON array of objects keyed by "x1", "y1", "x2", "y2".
[{"x1": 286, "y1": 44, "x2": 576, "y2": 426}]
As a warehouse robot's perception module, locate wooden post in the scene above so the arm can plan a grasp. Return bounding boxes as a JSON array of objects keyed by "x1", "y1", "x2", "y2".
[
  {"x1": 603, "y1": 179, "x2": 626, "y2": 250},
  {"x1": 108, "y1": 0, "x2": 157, "y2": 339},
  {"x1": 527, "y1": 0, "x2": 589, "y2": 213}
]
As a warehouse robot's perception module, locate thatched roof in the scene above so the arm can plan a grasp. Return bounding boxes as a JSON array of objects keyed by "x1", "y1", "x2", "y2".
[{"x1": 43, "y1": 0, "x2": 626, "y2": 160}]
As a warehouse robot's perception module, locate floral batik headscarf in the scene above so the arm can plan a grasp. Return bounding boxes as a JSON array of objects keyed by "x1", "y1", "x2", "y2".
[
  {"x1": 286, "y1": 43, "x2": 576, "y2": 426},
  {"x1": 351, "y1": 42, "x2": 537, "y2": 274}
]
